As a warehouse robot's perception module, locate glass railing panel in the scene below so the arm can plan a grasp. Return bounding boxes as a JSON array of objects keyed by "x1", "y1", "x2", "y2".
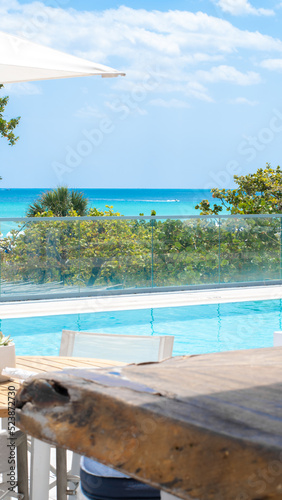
[
  {"x1": 1, "y1": 219, "x2": 30, "y2": 298},
  {"x1": 152, "y1": 217, "x2": 220, "y2": 287},
  {"x1": 219, "y1": 217, "x2": 281, "y2": 283},
  {"x1": 78, "y1": 218, "x2": 152, "y2": 292},
  {"x1": 0, "y1": 218, "x2": 81, "y2": 299},
  {"x1": 1, "y1": 215, "x2": 282, "y2": 300}
]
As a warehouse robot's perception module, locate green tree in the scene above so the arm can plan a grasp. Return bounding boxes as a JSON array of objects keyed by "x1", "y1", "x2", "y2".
[
  {"x1": 27, "y1": 186, "x2": 89, "y2": 217},
  {"x1": 195, "y1": 164, "x2": 282, "y2": 214},
  {"x1": 1, "y1": 206, "x2": 153, "y2": 288},
  {"x1": 0, "y1": 84, "x2": 20, "y2": 147},
  {"x1": 1, "y1": 209, "x2": 280, "y2": 290},
  {"x1": 3, "y1": 167, "x2": 282, "y2": 293}
]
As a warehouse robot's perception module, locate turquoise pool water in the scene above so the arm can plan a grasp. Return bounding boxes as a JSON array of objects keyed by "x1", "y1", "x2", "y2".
[{"x1": 1, "y1": 299, "x2": 281, "y2": 357}]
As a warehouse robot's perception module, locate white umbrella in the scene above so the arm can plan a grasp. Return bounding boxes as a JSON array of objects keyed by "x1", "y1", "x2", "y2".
[{"x1": 0, "y1": 30, "x2": 125, "y2": 84}]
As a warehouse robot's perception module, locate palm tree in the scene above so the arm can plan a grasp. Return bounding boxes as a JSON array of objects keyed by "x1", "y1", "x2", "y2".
[{"x1": 27, "y1": 187, "x2": 88, "y2": 216}]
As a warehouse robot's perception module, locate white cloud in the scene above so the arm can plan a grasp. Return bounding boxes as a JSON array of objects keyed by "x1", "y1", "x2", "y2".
[
  {"x1": 0, "y1": 3, "x2": 281, "y2": 103},
  {"x1": 2, "y1": 4, "x2": 282, "y2": 58},
  {"x1": 185, "y1": 82, "x2": 214, "y2": 102},
  {"x1": 196, "y1": 65, "x2": 261, "y2": 85},
  {"x1": 149, "y1": 98, "x2": 190, "y2": 108},
  {"x1": 216, "y1": 0, "x2": 274, "y2": 16},
  {"x1": 105, "y1": 99, "x2": 148, "y2": 116},
  {"x1": 231, "y1": 97, "x2": 258, "y2": 105},
  {"x1": 74, "y1": 105, "x2": 104, "y2": 119},
  {"x1": 2, "y1": 82, "x2": 41, "y2": 95},
  {"x1": 260, "y1": 58, "x2": 282, "y2": 70},
  {"x1": 0, "y1": 0, "x2": 19, "y2": 12}
]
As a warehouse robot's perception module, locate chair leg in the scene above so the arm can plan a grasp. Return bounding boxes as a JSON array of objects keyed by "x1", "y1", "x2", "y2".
[
  {"x1": 70, "y1": 453, "x2": 80, "y2": 477},
  {"x1": 30, "y1": 439, "x2": 50, "y2": 500},
  {"x1": 1, "y1": 419, "x2": 9, "y2": 486},
  {"x1": 161, "y1": 493, "x2": 179, "y2": 499},
  {"x1": 15, "y1": 432, "x2": 29, "y2": 500},
  {"x1": 56, "y1": 448, "x2": 67, "y2": 500}
]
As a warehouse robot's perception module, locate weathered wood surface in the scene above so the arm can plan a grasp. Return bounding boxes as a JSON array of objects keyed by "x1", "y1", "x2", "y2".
[
  {"x1": 0, "y1": 356, "x2": 124, "y2": 417},
  {"x1": 15, "y1": 347, "x2": 282, "y2": 500}
]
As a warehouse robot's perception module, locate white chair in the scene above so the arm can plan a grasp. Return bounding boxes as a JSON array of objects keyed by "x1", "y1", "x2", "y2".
[
  {"x1": 0, "y1": 429, "x2": 28, "y2": 500},
  {"x1": 60, "y1": 330, "x2": 174, "y2": 363},
  {"x1": 274, "y1": 331, "x2": 282, "y2": 346},
  {"x1": 31, "y1": 331, "x2": 174, "y2": 500},
  {"x1": 61, "y1": 330, "x2": 174, "y2": 498}
]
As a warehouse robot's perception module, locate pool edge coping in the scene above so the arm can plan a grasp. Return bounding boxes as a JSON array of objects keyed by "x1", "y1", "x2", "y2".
[{"x1": 1, "y1": 284, "x2": 282, "y2": 319}]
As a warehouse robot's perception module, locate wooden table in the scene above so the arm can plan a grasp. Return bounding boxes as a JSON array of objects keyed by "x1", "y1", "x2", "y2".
[
  {"x1": 0, "y1": 355, "x2": 125, "y2": 418},
  {"x1": 15, "y1": 347, "x2": 282, "y2": 500},
  {"x1": 1, "y1": 355, "x2": 125, "y2": 500}
]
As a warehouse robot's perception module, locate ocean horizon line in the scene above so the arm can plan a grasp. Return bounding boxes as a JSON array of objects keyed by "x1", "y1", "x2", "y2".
[
  {"x1": 0, "y1": 187, "x2": 214, "y2": 191},
  {"x1": 0, "y1": 188, "x2": 218, "y2": 218}
]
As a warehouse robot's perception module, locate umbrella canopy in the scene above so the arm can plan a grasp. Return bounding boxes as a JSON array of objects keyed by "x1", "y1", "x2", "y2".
[{"x1": 0, "y1": 30, "x2": 125, "y2": 84}]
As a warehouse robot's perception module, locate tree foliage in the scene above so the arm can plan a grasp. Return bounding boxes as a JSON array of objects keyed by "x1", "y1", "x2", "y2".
[
  {"x1": 1, "y1": 206, "x2": 153, "y2": 289},
  {"x1": 1, "y1": 211, "x2": 280, "y2": 292},
  {"x1": 27, "y1": 187, "x2": 89, "y2": 217},
  {"x1": 1, "y1": 176, "x2": 282, "y2": 295},
  {"x1": 0, "y1": 84, "x2": 20, "y2": 147},
  {"x1": 195, "y1": 164, "x2": 282, "y2": 214}
]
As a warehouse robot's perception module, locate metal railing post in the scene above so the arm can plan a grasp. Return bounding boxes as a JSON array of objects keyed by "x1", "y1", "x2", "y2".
[
  {"x1": 219, "y1": 218, "x2": 221, "y2": 284},
  {"x1": 151, "y1": 219, "x2": 154, "y2": 288},
  {"x1": 280, "y1": 217, "x2": 282, "y2": 281}
]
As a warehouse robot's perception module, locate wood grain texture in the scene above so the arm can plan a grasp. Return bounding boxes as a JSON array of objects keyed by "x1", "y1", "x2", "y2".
[
  {"x1": 0, "y1": 356, "x2": 124, "y2": 417},
  {"x1": 15, "y1": 347, "x2": 282, "y2": 500}
]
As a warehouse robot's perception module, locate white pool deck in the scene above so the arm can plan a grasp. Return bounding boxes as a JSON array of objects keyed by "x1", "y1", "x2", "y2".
[{"x1": 1, "y1": 284, "x2": 282, "y2": 319}]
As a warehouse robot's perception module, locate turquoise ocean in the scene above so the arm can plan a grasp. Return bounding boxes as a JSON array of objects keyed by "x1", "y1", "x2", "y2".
[{"x1": 0, "y1": 188, "x2": 215, "y2": 218}]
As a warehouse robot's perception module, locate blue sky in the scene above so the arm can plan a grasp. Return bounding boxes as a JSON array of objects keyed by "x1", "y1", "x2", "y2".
[{"x1": 1, "y1": 0, "x2": 282, "y2": 188}]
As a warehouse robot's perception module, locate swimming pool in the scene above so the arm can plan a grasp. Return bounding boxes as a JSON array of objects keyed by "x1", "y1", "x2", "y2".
[{"x1": 1, "y1": 299, "x2": 280, "y2": 357}]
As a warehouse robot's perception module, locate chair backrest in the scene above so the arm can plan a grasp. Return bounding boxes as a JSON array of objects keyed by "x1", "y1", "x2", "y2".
[
  {"x1": 274, "y1": 331, "x2": 282, "y2": 347},
  {"x1": 0, "y1": 430, "x2": 10, "y2": 473},
  {"x1": 60, "y1": 330, "x2": 174, "y2": 363}
]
